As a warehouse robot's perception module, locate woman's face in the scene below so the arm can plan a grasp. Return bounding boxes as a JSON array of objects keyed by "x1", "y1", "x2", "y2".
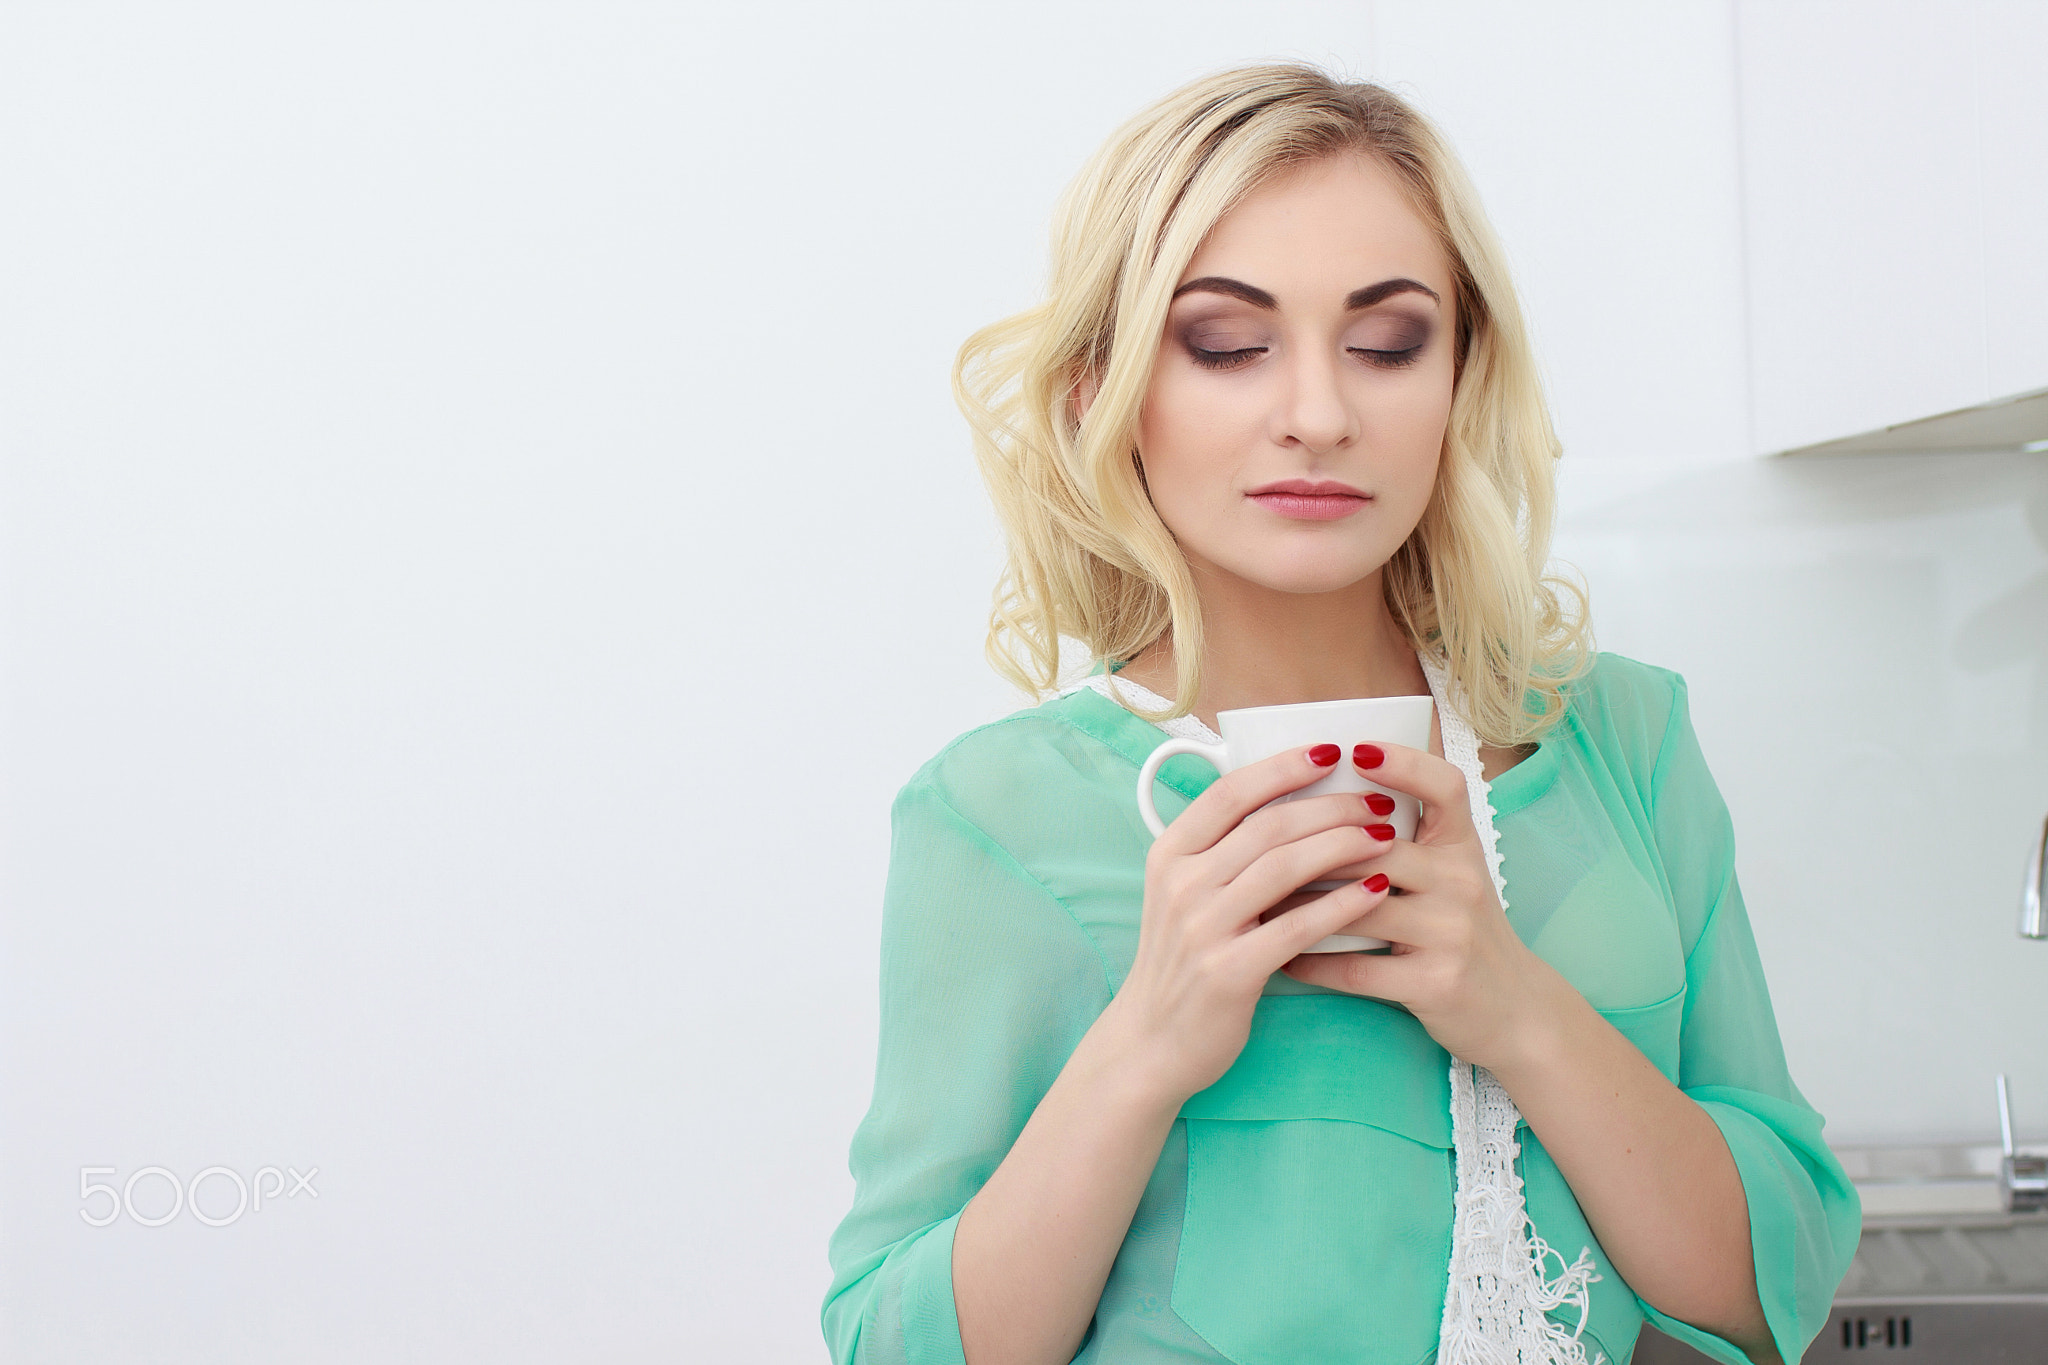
[{"x1": 1135, "y1": 151, "x2": 1458, "y2": 600}]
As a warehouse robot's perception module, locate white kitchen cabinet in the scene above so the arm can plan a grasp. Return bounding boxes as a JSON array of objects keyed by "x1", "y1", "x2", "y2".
[
  {"x1": 1979, "y1": 3, "x2": 2048, "y2": 403},
  {"x1": 1736, "y1": 0, "x2": 2048, "y2": 455}
]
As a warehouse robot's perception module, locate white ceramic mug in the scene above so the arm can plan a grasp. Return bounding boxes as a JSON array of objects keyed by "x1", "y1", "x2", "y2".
[{"x1": 1136, "y1": 695, "x2": 1435, "y2": 954}]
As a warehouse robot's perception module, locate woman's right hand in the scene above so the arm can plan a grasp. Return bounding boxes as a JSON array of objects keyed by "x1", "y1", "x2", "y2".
[{"x1": 1103, "y1": 743, "x2": 1398, "y2": 1105}]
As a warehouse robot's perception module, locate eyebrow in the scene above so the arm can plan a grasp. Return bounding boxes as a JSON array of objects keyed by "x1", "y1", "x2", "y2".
[{"x1": 1170, "y1": 275, "x2": 1441, "y2": 311}]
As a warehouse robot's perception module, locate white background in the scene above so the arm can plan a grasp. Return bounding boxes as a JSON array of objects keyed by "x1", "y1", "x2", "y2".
[{"x1": 3, "y1": 2, "x2": 2044, "y2": 1360}]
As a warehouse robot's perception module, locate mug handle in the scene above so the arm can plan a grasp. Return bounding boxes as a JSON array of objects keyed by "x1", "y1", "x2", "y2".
[{"x1": 1136, "y1": 737, "x2": 1229, "y2": 837}]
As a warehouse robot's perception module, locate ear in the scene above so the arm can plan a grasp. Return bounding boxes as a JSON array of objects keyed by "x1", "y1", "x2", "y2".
[{"x1": 1068, "y1": 367, "x2": 1100, "y2": 429}]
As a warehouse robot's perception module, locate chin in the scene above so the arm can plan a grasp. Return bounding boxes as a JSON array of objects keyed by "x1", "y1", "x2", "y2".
[{"x1": 1230, "y1": 554, "x2": 1390, "y2": 597}]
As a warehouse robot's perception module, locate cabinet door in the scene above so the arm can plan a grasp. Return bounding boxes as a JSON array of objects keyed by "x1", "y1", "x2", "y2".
[
  {"x1": 1737, "y1": 1, "x2": 1990, "y2": 454},
  {"x1": 1980, "y1": 2, "x2": 2048, "y2": 403}
]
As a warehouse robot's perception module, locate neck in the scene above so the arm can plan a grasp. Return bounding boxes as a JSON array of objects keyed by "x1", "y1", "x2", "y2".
[{"x1": 1120, "y1": 563, "x2": 1428, "y2": 734}]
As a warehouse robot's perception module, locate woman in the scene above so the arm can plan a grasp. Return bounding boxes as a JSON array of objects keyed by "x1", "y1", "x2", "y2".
[{"x1": 822, "y1": 63, "x2": 1859, "y2": 1365}]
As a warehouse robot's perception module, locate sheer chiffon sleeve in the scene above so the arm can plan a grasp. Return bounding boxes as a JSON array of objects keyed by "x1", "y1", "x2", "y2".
[
  {"x1": 1638, "y1": 671, "x2": 1863, "y2": 1365},
  {"x1": 821, "y1": 764, "x2": 1115, "y2": 1365}
]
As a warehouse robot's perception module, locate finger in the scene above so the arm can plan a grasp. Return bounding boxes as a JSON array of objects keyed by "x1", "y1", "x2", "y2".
[
  {"x1": 1242, "y1": 871, "x2": 1394, "y2": 965},
  {"x1": 1352, "y1": 742, "x2": 1477, "y2": 844},
  {"x1": 1153, "y1": 743, "x2": 1345, "y2": 859},
  {"x1": 1330, "y1": 844, "x2": 1495, "y2": 951},
  {"x1": 1261, "y1": 826, "x2": 1425, "y2": 900},
  {"x1": 1254, "y1": 888, "x2": 1323, "y2": 928},
  {"x1": 1280, "y1": 940, "x2": 1418, "y2": 999},
  {"x1": 1203, "y1": 788, "x2": 1391, "y2": 885},
  {"x1": 1211, "y1": 823, "x2": 1394, "y2": 934},
  {"x1": 1349, "y1": 898, "x2": 1440, "y2": 955},
  {"x1": 1322, "y1": 902, "x2": 1387, "y2": 941},
  {"x1": 1317, "y1": 840, "x2": 1402, "y2": 883}
]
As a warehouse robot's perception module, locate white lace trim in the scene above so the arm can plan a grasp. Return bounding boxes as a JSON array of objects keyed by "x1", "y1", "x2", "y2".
[
  {"x1": 1418, "y1": 650, "x2": 1604, "y2": 1365},
  {"x1": 1068, "y1": 656, "x2": 1603, "y2": 1365}
]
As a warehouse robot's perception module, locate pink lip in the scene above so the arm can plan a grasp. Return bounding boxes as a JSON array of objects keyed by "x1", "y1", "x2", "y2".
[
  {"x1": 1246, "y1": 479, "x2": 1372, "y2": 521},
  {"x1": 1248, "y1": 479, "x2": 1369, "y2": 497}
]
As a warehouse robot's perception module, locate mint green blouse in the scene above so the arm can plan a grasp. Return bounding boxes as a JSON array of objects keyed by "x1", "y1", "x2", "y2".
[{"x1": 822, "y1": 651, "x2": 1861, "y2": 1365}]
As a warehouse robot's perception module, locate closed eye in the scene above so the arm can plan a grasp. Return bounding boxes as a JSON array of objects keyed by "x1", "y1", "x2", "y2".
[
  {"x1": 1189, "y1": 346, "x2": 1265, "y2": 371},
  {"x1": 1351, "y1": 346, "x2": 1423, "y2": 369},
  {"x1": 1188, "y1": 344, "x2": 1426, "y2": 372}
]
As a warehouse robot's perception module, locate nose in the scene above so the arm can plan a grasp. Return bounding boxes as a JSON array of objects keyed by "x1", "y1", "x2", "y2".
[{"x1": 1274, "y1": 343, "x2": 1358, "y2": 454}]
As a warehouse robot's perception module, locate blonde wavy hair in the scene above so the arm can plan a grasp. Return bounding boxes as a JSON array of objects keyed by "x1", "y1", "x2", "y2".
[{"x1": 951, "y1": 61, "x2": 1594, "y2": 747}]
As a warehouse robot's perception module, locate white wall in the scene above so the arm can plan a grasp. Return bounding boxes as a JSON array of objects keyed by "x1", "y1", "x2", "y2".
[{"x1": 2, "y1": 3, "x2": 2042, "y2": 1361}]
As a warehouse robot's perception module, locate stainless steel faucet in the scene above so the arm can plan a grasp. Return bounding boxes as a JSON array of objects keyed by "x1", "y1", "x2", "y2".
[
  {"x1": 2025, "y1": 812, "x2": 2045, "y2": 938},
  {"x1": 1994, "y1": 816, "x2": 2043, "y2": 1213},
  {"x1": 1997, "y1": 1074, "x2": 2047, "y2": 1213}
]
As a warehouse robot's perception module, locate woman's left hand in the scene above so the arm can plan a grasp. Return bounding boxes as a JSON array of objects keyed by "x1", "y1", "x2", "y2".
[{"x1": 1276, "y1": 741, "x2": 1572, "y2": 1074}]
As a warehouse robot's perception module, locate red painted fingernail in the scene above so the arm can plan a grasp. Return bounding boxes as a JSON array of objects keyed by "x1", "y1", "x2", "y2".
[
  {"x1": 1353, "y1": 743, "x2": 1384, "y2": 769},
  {"x1": 1364, "y1": 792, "x2": 1395, "y2": 816},
  {"x1": 1365, "y1": 823, "x2": 1395, "y2": 841},
  {"x1": 1308, "y1": 743, "x2": 1341, "y2": 767},
  {"x1": 1363, "y1": 872, "x2": 1391, "y2": 893}
]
